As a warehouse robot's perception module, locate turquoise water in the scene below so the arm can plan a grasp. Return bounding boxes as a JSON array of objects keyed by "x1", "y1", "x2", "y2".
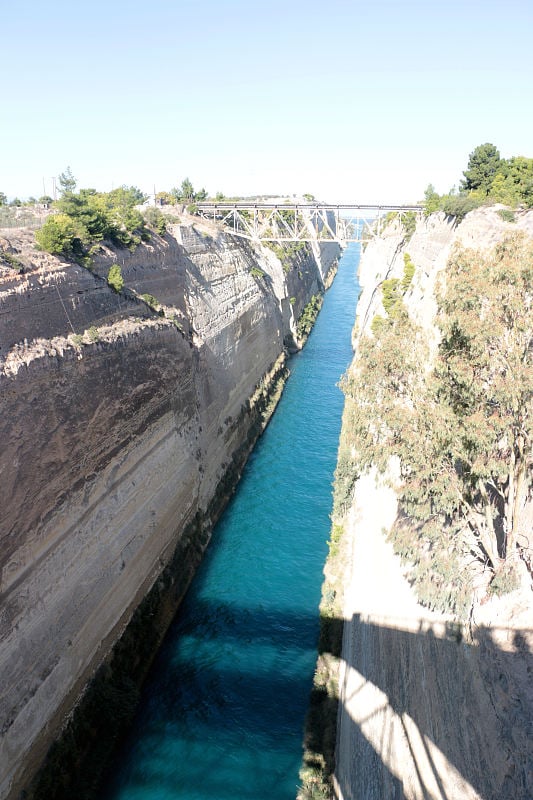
[{"x1": 102, "y1": 243, "x2": 361, "y2": 800}]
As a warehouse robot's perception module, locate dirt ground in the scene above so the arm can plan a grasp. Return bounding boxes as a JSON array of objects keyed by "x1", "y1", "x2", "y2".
[{"x1": 334, "y1": 473, "x2": 533, "y2": 800}]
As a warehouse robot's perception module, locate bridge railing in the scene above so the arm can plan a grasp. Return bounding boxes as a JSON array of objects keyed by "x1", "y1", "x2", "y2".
[{"x1": 194, "y1": 202, "x2": 423, "y2": 244}]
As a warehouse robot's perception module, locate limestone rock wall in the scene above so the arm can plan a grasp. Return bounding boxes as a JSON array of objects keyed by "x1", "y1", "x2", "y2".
[
  {"x1": 355, "y1": 206, "x2": 533, "y2": 346},
  {"x1": 0, "y1": 219, "x2": 340, "y2": 799}
]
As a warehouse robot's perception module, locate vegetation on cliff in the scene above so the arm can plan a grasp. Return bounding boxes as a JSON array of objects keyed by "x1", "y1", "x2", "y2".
[
  {"x1": 340, "y1": 233, "x2": 532, "y2": 615},
  {"x1": 34, "y1": 169, "x2": 153, "y2": 259},
  {"x1": 424, "y1": 143, "x2": 533, "y2": 220}
]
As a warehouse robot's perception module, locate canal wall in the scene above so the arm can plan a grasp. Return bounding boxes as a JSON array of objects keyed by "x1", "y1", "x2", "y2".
[
  {"x1": 0, "y1": 216, "x2": 340, "y2": 799},
  {"x1": 300, "y1": 206, "x2": 533, "y2": 800}
]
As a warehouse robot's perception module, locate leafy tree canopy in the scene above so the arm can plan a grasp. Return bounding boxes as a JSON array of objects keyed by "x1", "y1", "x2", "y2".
[
  {"x1": 461, "y1": 143, "x2": 502, "y2": 194},
  {"x1": 36, "y1": 181, "x2": 151, "y2": 258},
  {"x1": 341, "y1": 234, "x2": 533, "y2": 614},
  {"x1": 35, "y1": 213, "x2": 88, "y2": 256},
  {"x1": 171, "y1": 178, "x2": 208, "y2": 203},
  {"x1": 107, "y1": 264, "x2": 124, "y2": 292},
  {"x1": 424, "y1": 144, "x2": 533, "y2": 219},
  {"x1": 58, "y1": 166, "x2": 77, "y2": 195}
]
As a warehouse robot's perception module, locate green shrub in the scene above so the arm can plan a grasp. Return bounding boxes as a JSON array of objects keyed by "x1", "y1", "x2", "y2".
[
  {"x1": 265, "y1": 240, "x2": 308, "y2": 273},
  {"x1": 107, "y1": 264, "x2": 124, "y2": 292},
  {"x1": 140, "y1": 293, "x2": 161, "y2": 310},
  {"x1": 37, "y1": 184, "x2": 148, "y2": 260},
  {"x1": 327, "y1": 523, "x2": 343, "y2": 557},
  {"x1": 143, "y1": 206, "x2": 167, "y2": 235},
  {"x1": 0, "y1": 250, "x2": 25, "y2": 273},
  {"x1": 496, "y1": 208, "x2": 516, "y2": 223},
  {"x1": 401, "y1": 252, "x2": 415, "y2": 290},
  {"x1": 381, "y1": 278, "x2": 401, "y2": 315},
  {"x1": 370, "y1": 314, "x2": 387, "y2": 335},
  {"x1": 35, "y1": 214, "x2": 88, "y2": 257},
  {"x1": 401, "y1": 211, "x2": 416, "y2": 239},
  {"x1": 489, "y1": 565, "x2": 520, "y2": 596},
  {"x1": 423, "y1": 184, "x2": 441, "y2": 215},
  {"x1": 296, "y1": 294, "x2": 322, "y2": 339},
  {"x1": 86, "y1": 326, "x2": 100, "y2": 342},
  {"x1": 440, "y1": 192, "x2": 485, "y2": 221}
]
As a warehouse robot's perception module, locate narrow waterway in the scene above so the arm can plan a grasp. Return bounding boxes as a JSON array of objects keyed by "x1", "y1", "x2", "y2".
[{"x1": 102, "y1": 243, "x2": 361, "y2": 800}]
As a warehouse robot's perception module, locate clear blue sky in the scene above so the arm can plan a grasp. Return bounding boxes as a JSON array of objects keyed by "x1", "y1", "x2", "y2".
[{"x1": 3, "y1": 0, "x2": 532, "y2": 203}]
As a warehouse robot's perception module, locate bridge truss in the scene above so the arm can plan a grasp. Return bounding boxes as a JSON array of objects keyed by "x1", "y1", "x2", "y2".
[{"x1": 195, "y1": 202, "x2": 423, "y2": 244}]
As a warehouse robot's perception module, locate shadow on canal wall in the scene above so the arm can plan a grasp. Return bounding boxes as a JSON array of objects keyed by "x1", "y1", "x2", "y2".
[{"x1": 305, "y1": 612, "x2": 532, "y2": 800}]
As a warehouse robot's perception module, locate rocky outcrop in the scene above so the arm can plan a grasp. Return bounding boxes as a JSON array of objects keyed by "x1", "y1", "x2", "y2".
[
  {"x1": 0, "y1": 217, "x2": 340, "y2": 799},
  {"x1": 356, "y1": 206, "x2": 533, "y2": 345}
]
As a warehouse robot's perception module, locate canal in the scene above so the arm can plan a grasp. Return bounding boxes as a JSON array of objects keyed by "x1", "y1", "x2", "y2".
[{"x1": 102, "y1": 242, "x2": 361, "y2": 800}]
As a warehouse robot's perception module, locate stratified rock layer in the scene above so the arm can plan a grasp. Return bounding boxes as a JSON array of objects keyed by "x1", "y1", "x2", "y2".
[{"x1": 0, "y1": 218, "x2": 339, "y2": 799}]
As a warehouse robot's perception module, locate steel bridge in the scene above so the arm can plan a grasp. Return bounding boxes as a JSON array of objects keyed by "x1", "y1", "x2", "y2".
[{"x1": 195, "y1": 201, "x2": 423, "y2": 244}]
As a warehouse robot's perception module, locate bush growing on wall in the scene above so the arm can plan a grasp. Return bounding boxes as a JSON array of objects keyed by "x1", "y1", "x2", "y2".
[
  {"x1": 35, "y1": 213, "x2": 89, "y2": 257},
  {"x1": 107, "y1": 264, "x2": 124, "y2": 292}
]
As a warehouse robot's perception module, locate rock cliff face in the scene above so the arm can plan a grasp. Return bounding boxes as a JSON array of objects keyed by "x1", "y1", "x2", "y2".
[
  {"x1": 355, "y1": 205, "x2": 533, "y2": 346},
  {"x1": 333, "y1": 206, "x2": 533, "y2": 800},
  {"x1": 0, "y1": 218, "x2": 339, "y2": 799}
]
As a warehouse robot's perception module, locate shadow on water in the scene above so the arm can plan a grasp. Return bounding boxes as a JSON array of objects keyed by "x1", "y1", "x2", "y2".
[
  {"x1": 329, "y1": 613, "x2": 533, "y2": 800},
  {"x1": 100, "y1": 591, "x2": 533, "y2": 800},
  {"x1": 101, "y1": 600, "x2": 325, "y2": 799}
]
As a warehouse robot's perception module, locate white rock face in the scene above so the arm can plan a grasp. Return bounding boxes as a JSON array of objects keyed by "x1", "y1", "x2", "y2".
[
  {"x1": 356, "y1": 206, "x2": 533, "y2": 348},
  {"x1": 336, "y1": 206, "x2": 533, "y2": 800}
]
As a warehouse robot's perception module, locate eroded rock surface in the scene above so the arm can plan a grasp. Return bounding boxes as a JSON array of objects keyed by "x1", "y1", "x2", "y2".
[{"x1": 0, "y1": 219, "x2": 339, "y2": 799}]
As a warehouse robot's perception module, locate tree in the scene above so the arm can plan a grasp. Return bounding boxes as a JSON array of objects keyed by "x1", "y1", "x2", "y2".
[
  {"x1": 143, "y1": 206, "x2": 166, "y2": 234},
  {"x1": 461, "y1": 143, "x2": 502, "y2": 195},
  {"x1": 0, "y1": 192, "x2": 7, "y2": 206},
  {"x1": 490, "y1": 156, "x2": 533, "y2": 206},
  {"x1": 35, "y1": 213, "x2": 89, "y2": 256},
  {"x1": 342, "y1": 234, "x2": 532, "y2": 610},
  {"x1": 523, "y1": 179, "x2": 533, "y2": 208},
  {"x1": 54, "y1": 186, "x2": 146, "y2": 248},
  {"x1": 435, "y1": 234, "x2": 532, "y2": 568},
  {"x1": 107, "y1": 190, "x2": 145, "y2": 245},
  {"x1": 423, "y1": 184, "x2": 440, "y2": 215},
  {"x1": 58, "y1": 166, "x2": 77, "y2": 195},
  {"x1": 171, "y1": 178, "x2": 208, "y2": 202},
  {"x1": 155, "y1": 191, "x2": 175, "y2": 205},
  {"x1": 176, "y1": 178, "x2": 194, "y2": 201},
  {"x1": 127, "y1": 185, "x2": 147, "y2": 204},
  {"x1": 56, "y1": 191, "x2": 110, "y2": 241}
]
